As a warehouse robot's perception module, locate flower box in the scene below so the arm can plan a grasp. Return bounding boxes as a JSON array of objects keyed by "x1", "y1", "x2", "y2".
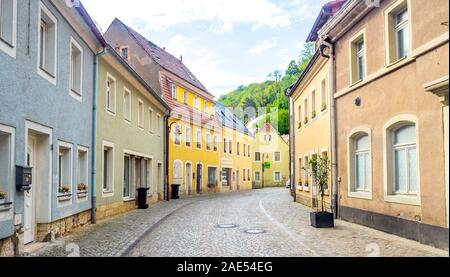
[
  {"x1": 77, "y1": 191, "x2": 88, "y2": 199},
  {"x1": 57, "y1": 194, "x2": 72, "y2": 202},
  {"x1": 304, "y1": 185, "x2": 310, "y2": 192}
]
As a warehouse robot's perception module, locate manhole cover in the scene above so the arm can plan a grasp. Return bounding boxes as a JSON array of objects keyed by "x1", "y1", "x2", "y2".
[
  {"x1": 216, "y1": 224, "x2": 239, "y2": 229},
  {"x1": 245, "y1": 229, "x2": 266, "y2": 234}
]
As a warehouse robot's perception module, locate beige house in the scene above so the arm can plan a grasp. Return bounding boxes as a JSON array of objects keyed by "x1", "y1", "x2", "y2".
[{"x1": 317, "y1": 0, "x2": 449, "y2": 249}]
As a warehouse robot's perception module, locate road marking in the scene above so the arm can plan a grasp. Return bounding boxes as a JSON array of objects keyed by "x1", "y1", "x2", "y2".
[{"x1": 259, "y1": 192, "x2": 321, "y2": 257}]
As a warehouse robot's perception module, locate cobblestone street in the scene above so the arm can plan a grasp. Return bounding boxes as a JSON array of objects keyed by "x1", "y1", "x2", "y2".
[{"x1": 31, "y1": 188, "x2": 448, "y2": 257}]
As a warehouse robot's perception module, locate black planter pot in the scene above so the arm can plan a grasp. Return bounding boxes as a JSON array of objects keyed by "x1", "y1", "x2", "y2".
[{"x1": 310, "y1": 212, "x2": 334, "y2": 228}]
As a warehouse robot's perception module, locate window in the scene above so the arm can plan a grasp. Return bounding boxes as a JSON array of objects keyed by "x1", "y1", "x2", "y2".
[
  {"x1": 120, "y1": 47, "x2": 129, "y2": 60},
  {"x1": 386, "y1": 1, "x2": 410, "y2": 64},
  {"x1": 392, "y1": 125, "x2": 417, "y2": 195},
  {"x1": 196, "y1": 130, "x2": 202, "y2": 149},
  {"x1": 321, "y1": 78, "x2": 327, "y2": 111},
  {"x1": 185, "y1": 127, "x2": 192, "y2": 147},
  {"x1": 138, "y1": 99, "x2": 144, "y2": 128},
  {"x1": 224, "y1": 138, "x2": 227, "y2": 153},
  {"x1": 213, "y1": 136, "x2": 218, "y2": 151},
  {"x1": 174, "y1": 124, "x2": 181, "y2": 145},
  {"x1": 69, "y1": 37, "x2": 83, "y2": 98},
  {"x1": 255, "y1": 152, "x2": 261, "y2": 161},
  {"x1": 148, "y1": 109, "x2": 153, "y2": 133},
  {"x1": 38, "y1": 2, "x2": 57, "y2": 83},
  {"x1": 348, "y1": 130, "x2": 372, "y2": 198},
  {"x1": 243, "y1": 169, "x2": 246, "y2": 181},
  {"x1": 123, "y1": 88, "x2": 131, "y2": 122},
  {"x1": 103, "y1": 143, "x2": 114, "y2": 193},
  {"x1": 157, "y1": 114, "x2": 162, "y2": 136},
  {"x1": 229, "y1": 140, "x2": 232, "y2": 154},
  {"x1": 208, "y1": 167, "x2": 217, "y2": 186},
  {"x1": 58, "y1": 142, "x2": 73, "y2": 195},
  {"x1": 206, "y1": 133, "x2": 211, "y2": 150},
  {"x1": 106, "y1": 74, "x2": 116, "y2": 114},
  {"x1": 274, "y1": 171, "x2": 281, "y2": 182},
  {"x1": 247, "y1": 169, "x2": 251, "y2": 181},
  {"x1": 350, "y1": 30, "x2": 366, "y2": 84},
  {"x1": 254, "y1": 171, "x2": 261, "y2": 182},
  {"x1": 298, "y1": 105, "x2": 302, "y2": 128},
  {"x1": 194, "y1": 96, "x2": 199, "y2": 110},
  {"x1": 169, "y1": 80, "x2": 176, "y2": 99},
  {"x1": 237, "y1": 142, "x2": 240, "y2": 155},
  {"x1": 173, "y1": 160, "x2": 183, "y2": 185},
  {"x1": 0, "y1": 0, "x2": 17, "y2": 57},
  {"x1": 204, "y1": 101, "x2": 209, "y2": 113},
  {"x1": 184, "y1": 90, "x2": 188, "y2": 104},
  {"x1": 248, "y1": 146, "x2": 251, "y2": 158},
  {"x1": 311, "y1": 90, "x2": 316, "y2": 118},
  {"x1": 77, "y1": 147, "x2": 88, "y2": 194},
  {"x1": 304, "y1": 98, "x2": 309, "y2": 124},
  {"x1": 0, "y1": 125, "x2": 14, "y2": 204},
  {"x1": 298, "y1": 158, "x2": 302, "y2": 183},
  {"x1": 274, "y1": 152, "x2": 281, "y2": 162},
  {"x1": 123, "y1": 155, "x2": 131, "y2": 198}
]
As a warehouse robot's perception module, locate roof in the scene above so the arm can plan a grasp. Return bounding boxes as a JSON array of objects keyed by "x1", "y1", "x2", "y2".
[
  {"x1": 281, "y1": 135, "x2": 290, "y2": 145},
  {"x1": 111, "y1": 18, "x2": 213, "y2": 97},
  {"x1": 215, "y1": 103, "x2": 252, "y2": 136},
  {"x1": 306, "y1": 0, "x2": 347, "y2": 42},
  {"x1": 75, "y1": 1, "x2": 107, "y2": 47},
  {"x1": 285, "y1": 50, "x2": 321, "y2": 97}
]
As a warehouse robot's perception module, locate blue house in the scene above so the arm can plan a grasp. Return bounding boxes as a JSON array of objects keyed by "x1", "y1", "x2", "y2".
[{"x1": 0, "y1": 0, "x2": 105, "y2": 255}]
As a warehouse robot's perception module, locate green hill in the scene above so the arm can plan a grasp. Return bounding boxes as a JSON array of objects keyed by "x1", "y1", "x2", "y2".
[{"x1": 218, "y1": 43, "x2": 315, "y2": 135}]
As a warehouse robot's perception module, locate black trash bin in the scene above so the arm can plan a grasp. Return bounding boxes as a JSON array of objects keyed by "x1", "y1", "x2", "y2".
[
  {"x1": 137, "y1": 187, "x2": 150, "y2": 209},
  {"x1": 171, "y1": 184, "x2": 181, "y2": 199}
]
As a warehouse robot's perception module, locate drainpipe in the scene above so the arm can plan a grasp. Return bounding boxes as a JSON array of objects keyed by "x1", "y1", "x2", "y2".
[
  {"x1": 320, "y1": 39, "x2": 338, "y2": 219},
  {"x1": 91, "y1": 47, "x2": 107, "y2": 224},
  {"x1": 289, "y1": 97, "x2": 296, "y2": 202},
  {"x1": 164, "y1": 112, "x2": 170, "y2": 201}
]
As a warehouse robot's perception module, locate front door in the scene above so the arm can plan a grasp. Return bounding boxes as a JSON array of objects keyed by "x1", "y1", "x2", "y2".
[
  {"x1": 24, "y1": 135, "x2": 37, "y2": 244},
  {"x1": 196, "y1": 164, "x2": 202, "y2": 194},
  {"x1": 186, "y1": 163, "x2": 192, "y2": 195}
]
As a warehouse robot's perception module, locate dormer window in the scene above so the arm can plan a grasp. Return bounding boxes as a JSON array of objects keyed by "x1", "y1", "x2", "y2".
[{"x1": 120, "y1": 46, "x2": 129, "y2": 60}]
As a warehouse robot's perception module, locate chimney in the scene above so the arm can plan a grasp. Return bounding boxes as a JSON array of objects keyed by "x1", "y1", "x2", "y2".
[
  {"x1": 163, "y1": 47, "x2": 166, "y2": 51},
  {"x1": 180, "y1": 55, "x2": 183, "y2": 63}
]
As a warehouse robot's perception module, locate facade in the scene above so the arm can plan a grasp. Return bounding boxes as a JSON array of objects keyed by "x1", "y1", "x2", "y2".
[
  {"x1": 216, "y1": 104, "x2": 254, "y2": 192},
  {"x1": 95, "y1": 46, "x2": 169, "y2": 220},
  {"x1": 319, "y1": 0, "x2": 449, "y2": 248},
  {"x1": 252, "y1": 123, "x2": 289, "y2": 189},
  {"x1": 0, "y1": 0, "x2": 104, "y2": 255}
]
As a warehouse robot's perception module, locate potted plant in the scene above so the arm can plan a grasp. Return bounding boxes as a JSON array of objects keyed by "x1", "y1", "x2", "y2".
[
  {"x1": 77, "y1": 183, "x2": 87, "y2": 192},
  {"x1": 321, "y1": 103, "x2": 327, "y2": 111},
  {"x1": 0, "y1": 189, "x2": 7, "y2": 204},
  {"x1": 298, "y1": 181, "x2": 303, "y2": 191},
  {"x1": 311, "y1": 111, "x2": 316, "y2": 119},
  {"x1": 304, "y1": 117, "x2": 309, "y2": 125},
  {"x1": 307, "y1": 156, "x2": 334, "y2": 228},
  {"x1": 59, "y1": 185, "x2": 71, "y2": 195},
  {"x1": 304, "y1": 180, "x2": 310, "y2": 191}
]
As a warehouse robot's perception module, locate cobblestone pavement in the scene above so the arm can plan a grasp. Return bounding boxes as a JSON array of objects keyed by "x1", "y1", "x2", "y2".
[{"x1": 32, "y1": 188, "x2": 448, "y2": 257}]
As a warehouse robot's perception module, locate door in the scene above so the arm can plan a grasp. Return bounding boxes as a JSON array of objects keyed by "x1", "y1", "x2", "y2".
[
  {"x1": 196, "y1": 164, "x2": 202, "y2": 194},
  {"x1": 185, "y1": 163, "x2": 192, "y2": 195},
  {"x1": 24, "y1": 135, "x2": 37, "y2": 244}
]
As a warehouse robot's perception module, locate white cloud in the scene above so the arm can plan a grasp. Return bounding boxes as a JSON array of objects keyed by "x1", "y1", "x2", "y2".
[{"x1": 248, "y1": 40, "x2": 278, "y2": 56}]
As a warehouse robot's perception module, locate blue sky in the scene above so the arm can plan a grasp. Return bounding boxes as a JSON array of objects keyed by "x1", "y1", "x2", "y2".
[{"x1": 83, "y1": 0, "x2": 328, "y2": 97}]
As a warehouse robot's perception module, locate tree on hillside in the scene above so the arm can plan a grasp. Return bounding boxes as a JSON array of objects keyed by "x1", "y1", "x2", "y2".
[{"x1": 286, "y1": 60, "x2": 300, "y2": 76}]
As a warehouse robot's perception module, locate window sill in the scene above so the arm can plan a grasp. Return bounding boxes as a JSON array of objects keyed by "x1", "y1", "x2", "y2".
[
  {"x1": 123, "y1": 197, "x2": 135, "y2": 202},
  {"x1": 348, "y1": 191, "x2": 372, "y2": 200},
  {"x1": 69, "y1": 90, "x2": 82, "y2": 102},
  {"x1": 384, "y1": 194, "x2": 421, "y2": 206},
  {"x1": 0, "y1": 201, "x2": 13, "y2": 212},
  {"x1": 124, "y1": 119, "x2": 131, "y2": 125},
  {"x1": 77, "y1": 191, "x2": 88, "y2": 198},
  {"x1": 386, "y1": 56, "x2": 407, "y2": 68},
  {"x1": 102, "y1": 190, "x2": 114, "y2": 197},
  {"x1": 37, "y1": 67, "x2": 57, "y2": 86},
  {"x1": 349, "y1": 79, "x2": 364, "y2": 88},
  {"x1": 106, "y1": 110, "x2": 116, "y2": 117}
]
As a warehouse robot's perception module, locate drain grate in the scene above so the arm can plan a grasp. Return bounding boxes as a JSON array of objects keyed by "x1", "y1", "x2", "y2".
[
  {"x1": 216, "y1": 224, "x2": 239, "y2": 229},
  {"x1": 245, "y1": 229, "x2": 266, "y2": 235}
]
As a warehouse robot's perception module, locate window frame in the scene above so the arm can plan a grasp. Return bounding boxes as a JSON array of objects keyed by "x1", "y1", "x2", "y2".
[
  {"x1": 156, "y1": 114, "x2": 162, "y2": 137},
  {"x1": 102, "y1": 141, "x2": 115, "y2": 196},
  {"x1": 37, "y1": 1, "x2": 58, "y2": 85},
  {"x1": 148, "y1": 108, "x2": 154, "y2": 133},
  {"x1": 385, "y1": 0, "x2": 412, "y2": 66},
  {"x1": 69, "y1": 36, "x2": 83, "y2": 101},
  {"x1": 123, "y1": 87, "x2": 132, "y2": 123},
  {"x1": 383, "y1": 115, "x2": 421, "y2": 206},
  {"x1": 185, "y1": 126, "x2": 192, "y2": 147},
  {"x1": 76, "y1": 145, "x2": 89, "y2": 201},
  {"x1": 254, "y1": 171, "x2": 261, "y2": 182},
  {"x1": 273, "y1": 171, "x2": 282, "y2": 182},
  {"x1": 106, "y1": 73, "x2": 117, "y2": 116},
  {"x1": 274, "y1": 151, "x2": 281, "y2": 162},
  {"x1": 173, "y1": 123, "x2": 181, "y2": 146},
  {"x1": 122, "y1": 154, "x2": 132, "y2": 200},
  {"x1": 196, "y1": 129, "x2": 202, "y2": 149},
  {"x1": 0, "y1": 0, "x2": 17, "y2": 58},
  {"x1": 320, "y1": 75, "x2": 328, "y2": 113},
  {"x1": 0, "y1": 124, "x2": 15, "y2": 212},
  {"x1": 213, "y1": 135, "x2": 218, "y2": 151},
  {"x1": 347, "y1": 127, "x2": 373, "y2": 200},
  {"x1": 349, "y1": 29, "x2": 367, "y2": 85},
  {"x1": 137, "y1": 98, "x2": 144, "y2": 129},
  {"x1": 57, "y1": 141, "x2": 73, "y2": 200},
  {"x1": 206, "y1": 133, "x2": 211, "y2": 151}
]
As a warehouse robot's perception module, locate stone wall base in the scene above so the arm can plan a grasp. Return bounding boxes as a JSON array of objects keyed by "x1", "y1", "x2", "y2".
[
  {"x1": 96, "y1": 196, "x2": 158, "y2": 221},
  {"x1": 37, "y1": 210, "x2": 92, "y2": 242},
  {"x1": 0, "y1": 228, "x2": 23, "y2": 257}
]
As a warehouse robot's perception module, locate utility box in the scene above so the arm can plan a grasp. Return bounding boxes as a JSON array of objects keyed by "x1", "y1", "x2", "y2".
[{"x1": 16, "y1": 166, "x2": 32, "y2": 192}]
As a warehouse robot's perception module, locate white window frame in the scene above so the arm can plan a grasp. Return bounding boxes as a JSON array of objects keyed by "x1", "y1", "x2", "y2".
[
  {"x1": 311, "y1": 88, "x2": 317, "y2": 119},
  {"x1": 383, "y1": 115, "x2": 421, "y2": 206},
  {"x1": 273, "y1": 171, "x2": 282, "y2": 182},
  {"x1": 57, "y1": 141, "x2": 73, "y2": 200},
  {"x1": 274, "y1": 151, "x2": 281, "y2": 162},
  {"x1": 122, "y1": 154, "x2": 132, "y2": 200},
  {"x1": 76, "y1": 145, "x2": 89, "y2": 202},
  {"x1": 148, "y1": 108, "x2": 154, "y2": 133},
  {"x1": 106, "y1": 73, "x2": 117, "y2": 116},
  {"x1": 123, "y1": 87, "x2": 132, "y2": 123},
  {"x1": 169, "y1": 80, "x2": 177, "y2": 100},
  {"x1": 320, "y1": 75, "x2": 328, "y2": 113},
  {"x1": 196, "y1": 129, "x2": 202, "y2": 149},
  {"x1": 0, "y1": 0, "x2": 17, "y2": 58},
  {"x1": 254, "y1": 171, "x2": 261, "y2": 182},
  {"x1": 194, "y1": 96, "x2": 199, "y2": 110},
  {"x1": 213, "y1": 135, "x2": 218, "y2": 151},
  {"x1": 206, "y1": 133, "x2": 211, "y2": 151},
  {"x1": 347, "y1": 127, "x2": 373, "y2": 200},
  {"x1": 349, "y1": 29, "x2": 367, "y2": 85},
  {"x1": 184, "y1": 90, "x2": 188, "y2": 104},
  {"x1": 204, "y1": 100, "x2": 209, "y2": 113},
  {"x1": 157, "y1": 114, "x2": 162, "y2": 137},
  {"x1": 102, "y1": 141, "x2": 115, "y2": 196},
  {"x1": 185, "y1": 126, "x2": 192, "y2": 147},
  {"x1": 138, "y1": 98, "x2": 144, "y2": 129},
  {"x1": 385, "y1": 0, "x2": 412, "y2": 66},
  {"x1": 119, "y1": 46, "x2": 130, "y2": 60},
  {"x1": 173, "y1": 123, "x2": 181, "y2": 145},
  {"x1": 0, "y1": 124, "x2": 15, "y2": 215},
  {"x1": 69, "y1": 36, "x2": 83, "y2": 102},
  {"x1": 37, "y1": 1, "x2": 57, "y2": 85}
]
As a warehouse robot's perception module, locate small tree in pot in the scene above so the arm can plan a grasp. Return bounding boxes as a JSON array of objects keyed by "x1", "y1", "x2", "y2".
[{"x1": 308, "y1": 155, "x2": 334, "y2": 228}]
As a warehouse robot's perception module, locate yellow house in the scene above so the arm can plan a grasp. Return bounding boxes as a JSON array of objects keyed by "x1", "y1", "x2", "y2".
[{"x1": 252, "y1": 123, "x2": 290, "y2": 189}]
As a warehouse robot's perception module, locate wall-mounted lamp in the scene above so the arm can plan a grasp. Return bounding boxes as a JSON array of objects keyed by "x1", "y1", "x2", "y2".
[{"x1": 354, "y1": 97, "x2": 362, "y2": 107}]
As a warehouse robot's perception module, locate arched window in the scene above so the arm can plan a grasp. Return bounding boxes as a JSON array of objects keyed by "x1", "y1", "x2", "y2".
[
  {"x1": 347, "y1": 127, "x2": 372, "y2": 199},
  {"x1": 392, "y1": 124, "x2": 417, "y2": 194}
]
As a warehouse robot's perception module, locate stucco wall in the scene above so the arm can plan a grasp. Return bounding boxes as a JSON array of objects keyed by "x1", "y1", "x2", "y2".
[
  {"x1": 95, "y1": 57, "x2": 166, "y2": 208},
  {"x1": 0, "y1": 0, "x2": 96, "y2": 239},
  {"x1": 334, "y1": 0, "x2": 449, "y2": 227}
]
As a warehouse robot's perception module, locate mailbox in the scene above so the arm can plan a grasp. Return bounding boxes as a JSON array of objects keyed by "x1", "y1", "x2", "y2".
[{"x1": 16, "y1": 166, "x2": 32, "y2": 192}]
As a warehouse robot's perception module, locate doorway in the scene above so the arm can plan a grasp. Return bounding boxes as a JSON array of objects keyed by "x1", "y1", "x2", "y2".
[
  {"x1": 196, "y1": 164, "x2": 202, "y2": 194},
  {"x1": 185, "y1": 163, "x2": 192, "y2": 195},
  {"x1": 157, "y1": 162, "x2": 163, "y2": 201},
  {"x1": 236, "y1": 170, "x2": 240, "y2": 191}
]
